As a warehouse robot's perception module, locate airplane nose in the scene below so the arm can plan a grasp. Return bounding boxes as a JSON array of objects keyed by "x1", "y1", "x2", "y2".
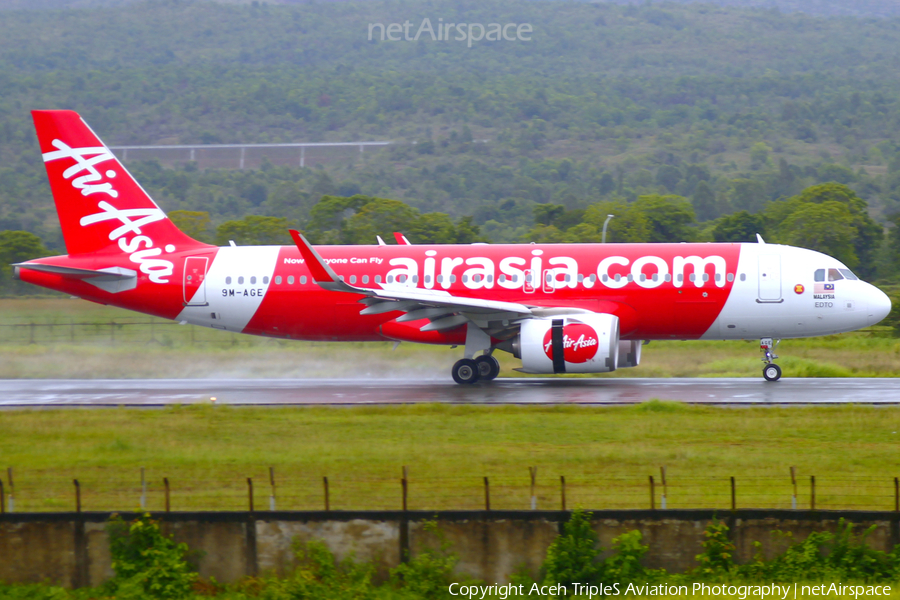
[{"x1": 867, "y1": 286, "x2": 892, "y2": 326}]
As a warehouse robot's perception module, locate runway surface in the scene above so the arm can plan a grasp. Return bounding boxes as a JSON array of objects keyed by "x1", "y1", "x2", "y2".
[{"x1": 0, "y1": 378, "x2": 898, "y2": 406}]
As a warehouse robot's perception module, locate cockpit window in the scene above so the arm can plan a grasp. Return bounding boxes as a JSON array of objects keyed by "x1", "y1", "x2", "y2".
[
  {"x1": 839, "y1": 268, "x2": 859, "y2": 281},
  {"x1": 828, "y1": 268, "x2": 844, "y2": 282},
  {"x1": 814, "y1": 269, "x2": 825, "y2": 282}
]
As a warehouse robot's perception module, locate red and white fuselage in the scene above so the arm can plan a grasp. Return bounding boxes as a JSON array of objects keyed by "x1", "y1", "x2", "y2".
[{"x1": 15, "y1": 110, "x2": 892, "y2": 382}]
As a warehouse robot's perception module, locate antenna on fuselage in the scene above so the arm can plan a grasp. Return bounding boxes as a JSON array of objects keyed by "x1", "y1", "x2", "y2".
[
  {"x1": 756, "y1": 233, "x2": 766, "y2": 244},
  {"x1": 376, "y1": 235, "x2": 387, "y2": 246}
]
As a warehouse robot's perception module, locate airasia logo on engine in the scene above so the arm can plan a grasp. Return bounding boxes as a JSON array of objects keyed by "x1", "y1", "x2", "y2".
[{"x1": 542, "y1": 323, "x2": 599, "y2": 363}]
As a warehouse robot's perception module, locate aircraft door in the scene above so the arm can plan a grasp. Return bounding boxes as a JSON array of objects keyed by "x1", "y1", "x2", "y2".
[
  {"x1": 758, "y1": 254, "x2": 782, "y2": 302},
  {"x1": 183, "y1": 256, "x2": 208, "y2": 306}
]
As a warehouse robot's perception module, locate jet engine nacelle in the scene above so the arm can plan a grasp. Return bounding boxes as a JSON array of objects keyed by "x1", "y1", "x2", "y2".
[
  {"x1": 518, "y1": 313, "x2": 619, "y2": 374},
  {"x1": 618, "y1": 340, "x2": 642, "y2": 368}
]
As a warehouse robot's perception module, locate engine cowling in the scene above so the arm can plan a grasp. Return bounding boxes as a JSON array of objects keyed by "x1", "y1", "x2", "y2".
[
  {"x1": 518, "y1": 313, "x2": 620, "y2": 374},
  {"x1": 617, "y1": 340, "x2": 642, "y2": 369}
]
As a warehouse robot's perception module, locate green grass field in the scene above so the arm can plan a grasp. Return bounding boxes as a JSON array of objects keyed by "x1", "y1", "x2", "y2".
[
  {"x1": 0, "y1": 403, "x2": 898, "y2": 513},
  {"x1": 0, "y1": 298, "x2": 897, "y2": 379}
]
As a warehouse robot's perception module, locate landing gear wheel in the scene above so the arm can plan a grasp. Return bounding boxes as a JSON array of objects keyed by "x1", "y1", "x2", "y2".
[
  {"x1": 475, "y1": 355, "x2": 500, "y2": 381},
  {"x1": 763, "y1": 363, "x2": 782, "y2": 382},
  {"x1": 452, "y1": 358, "x2": 480, "y2": 385}
]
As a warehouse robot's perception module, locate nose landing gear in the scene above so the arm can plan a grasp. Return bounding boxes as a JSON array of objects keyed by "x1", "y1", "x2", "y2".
[{"x1": 760, "y1": 338, "x2": 781, "y2": 382}]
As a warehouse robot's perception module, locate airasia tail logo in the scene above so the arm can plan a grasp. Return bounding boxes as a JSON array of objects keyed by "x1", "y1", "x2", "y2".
[
  {"x1": 43, "y1": 139, "x2": 175, "y2": 284},
  {"x1": 542, "y1": 322, "x2": 600, "y2": 364}
]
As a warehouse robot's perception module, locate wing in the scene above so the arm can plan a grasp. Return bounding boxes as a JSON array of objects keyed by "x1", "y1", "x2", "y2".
[{"x1": 289, "y1": 230, "x2": 535, "y2": 333}]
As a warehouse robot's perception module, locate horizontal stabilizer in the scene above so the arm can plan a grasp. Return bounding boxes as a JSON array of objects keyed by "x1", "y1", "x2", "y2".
[{"x1": 14, "y1": 263, "x2": 137, "y2": 293}]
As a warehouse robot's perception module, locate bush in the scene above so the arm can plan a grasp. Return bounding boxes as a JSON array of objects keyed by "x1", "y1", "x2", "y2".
[{"x1": 106, "y1": 513, "x2": 198, "y2": 599}]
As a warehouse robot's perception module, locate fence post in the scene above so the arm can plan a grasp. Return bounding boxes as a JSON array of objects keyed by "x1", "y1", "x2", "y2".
[
  {"x1": 560, "y1": 476, "x2": 566, "y2": 511},
  {"x1": 730, "y1": 476, "x2": 736, "y2": 511},
  {"x1": 74, "y1": 479, "x2": 81, "y2": 513},
  {"x1": 484, "y1": 477, "x2": 490, "y2": 511},
  {"x1": 894, "y1": 477, "x2": 898, "y2": 512},
  {"x1": 529, "y1": 466, "x2": 537, "y2": 510},
  {"x1": 1, "y1": 480, "x2": 5, "y2": 513},
  {"x1": 7, "y1": 468, "x2": 13, "y2": 512},
  {"x1": 140, "y1": 468, "x2": 146, "y2": 510},
  {"x1": 164, "y1": 478, "x2": 171, "y2": 512},
  {"x1": 649, "y1": 475, "x2": 655, "y2": 510},
  {"x1": 791, "y1": 466, "x2": 797, "y2": 509},
  {"x1": 323, "y1": 477, "x2": 330, "y2": 511},
  {"x1": 269, "y1": 467, "x2": 276, "y2": 511},
  {"x1": 401, "y1": 466, "x2": 408, "y2": 512},
  {"x1": 247, "y1": 478, "x2": 254, "y2": 512},
  {"x1": 110, "y1": 321, "x2": 115, "y2": 345},
  {"x1": 811, "y1": 476, "x2": 816, "y2": 511},
  {"x1": 660, "y1": 466, "x2": 668, "y2": 509},
  {"x1": 70, "y1": 319, "x2": 75, "y2": 343}
]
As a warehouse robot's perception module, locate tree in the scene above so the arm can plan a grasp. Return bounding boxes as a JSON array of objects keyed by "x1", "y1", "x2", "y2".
[
  {"x1": 655, "y1": 165, "x2": 682, "y2": 192},
  {"x1": 582, "y1": 201, "x2": 651, "y2": 243},
  {"x1": 169, "y1": 210, "x2": 212, "y2": 243},
  {"x1": 0, "y1": 231, "x2": 49, "y2": 295},
  {"x1": 633, "y1": 194, "x2": 696, "y2": 242},
  {"x1": 749, "y1": 142, "x2": 772, "y2": 170},
  {"x1": 343, "y1": 198, "x2": 420, "y2": 245},
  {"x1": 728, "y1": 178, "x2": 767, "y2": 213},
  {"x1": 407, "y1": 212, "x2": 458, "y2": 244},
  {"x1": 780, "y1": 201, "x2": 859, "y2": 267},
  {"x1": 692, "y1": 180, "x2": 719, "y2": 222},
  {"x1": 765, "y1": 183, "x2": 883, "y2": 276},
  {"x1": 214, "y1": 215, "x2": 293, "y2": 246},
  {"x1": 712, "y1": 211, "x2": 766, "y2": 243}
]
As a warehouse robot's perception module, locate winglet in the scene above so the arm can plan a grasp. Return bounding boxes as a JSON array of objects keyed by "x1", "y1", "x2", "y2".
[
  {"x1": 393, "y1": 232, "x2": 412, "y2": 245},
  {"x1": 288, "y1": 230, "x2": 340, "y2": 284},
  {"x1": 756, "y1": 233, "x2": 766, "y2": 244}
]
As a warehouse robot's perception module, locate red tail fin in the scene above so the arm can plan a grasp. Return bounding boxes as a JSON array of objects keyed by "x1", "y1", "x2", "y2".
[{"x1": 32, "y1": 110, "x2": 206, "y2": 261}]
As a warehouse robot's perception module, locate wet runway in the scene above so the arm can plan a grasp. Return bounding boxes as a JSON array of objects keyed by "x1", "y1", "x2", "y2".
[{"x1": 0, "y1": 378, "x2": 898, "y2": 407}]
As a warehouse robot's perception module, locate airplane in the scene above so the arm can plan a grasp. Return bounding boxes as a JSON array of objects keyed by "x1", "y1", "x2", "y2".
[{"x1": 14, "y1": 110, "x2": 893, "y2": 384}]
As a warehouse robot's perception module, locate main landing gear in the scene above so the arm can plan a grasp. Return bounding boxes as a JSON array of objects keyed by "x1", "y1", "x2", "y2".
[
  {"x1": 452, "y1": 354, "x2": 500, "y2": 385},
  {"x1": 760, "y1": 337, "x2": 782, "y2": 382}
]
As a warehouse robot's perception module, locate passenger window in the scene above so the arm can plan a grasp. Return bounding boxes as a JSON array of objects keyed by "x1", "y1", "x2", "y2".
[
  {"x1": 226, "y1": 276, "x2": 232, "y2": 284},
  {"x1": 263, "y1": 276, "x2": 269, "y2": 284},
  {"x1": 425, "y1": 275, "x2": 431, "y2": 284},
  {"x1": 740, "y1": 274, "x2": 746, "y2": 281},
  {"x1": 387, "y1": 275, "x2": 394, "y2": 283},
  {"x1": 839, "y1": 269, "x2": 858, "y2": 281},
  {"x1": 727, "y1": 273, "x2": 734, "y2": 282},
  {"x1": 275, "y1": 276, "x2": 282, "y2": 284},
  {"x1": 287, "y1": 276, "x2": 295, "y2": 284},
  {"x1": 702, "y1": 273, "x2": 709, "y2": 282},
  {"x1": 375, "y1": 275, "x2": 382, "y2": 284},
  {"x1": 814, "y1": 269, "x2": 825, "y2": 282},
  {"x1": 362, "y1": 275, "x2": 369, "y2": 284},
  {"x1": 300, "y1": 276, "x2": 307, "y2": 284},
  {"x1": 238, "y1": 276, "x2": 244, "y2": 285},
  {"x1": 437, "y1": 275, "x2": 443, "y2": 283},
  {"x1": 451, "y1": 275, "x2": 457, "y2": 283},
  {"x1": 350, "y1": 275, "x2": 357, "y2": 284},
  {"x1": 499, "y1": 274, "x2": 506, "y2": 283},
  {"x1": 250, "y1": 276, "x2": 257, "y2": 284},
  {"x1": 828, "y1": 268, "x2": 844, "y2": 282}
]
